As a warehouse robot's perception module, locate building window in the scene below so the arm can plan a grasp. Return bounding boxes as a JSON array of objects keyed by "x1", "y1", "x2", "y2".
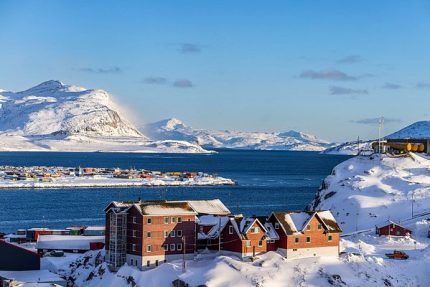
[
  {"x1": 246, "y1": 240, "x2": 251, "y2": 247},
  {"x1": 164, "y1": 217, "x2": 169, "y2": 224},
  {"x1": 177, "y1": 230, "x2": 182, "y2": 237},
  {"x1": 293, "y1": 249, "x2": 297, "y2": 251},
  {"x1": 170, "y1": 230, "x2": 176, "y2": 237},
  {"x1": 147, "y1": 260, "x2": 150, "y2": 267},
  {"x1": 274, "y1": 222, "x2": 280, "y2": 229},
  {"x1": 295, "y1": 237, "x2": 299, "y2": 244},
  {"x1": 229, "y1": 226, "x2": 234, "y2": 234},
  {"x1": 306, "y1": 225, "x2": 311, "y2": 231},
  {"x1": 132, "y1": 230, "x2": 137, "y2": 238},
  {"x1": 306, "y1": 236, "x2": 311, "y2": 243},
  {"x1": 163, "y1": 244, "x2": 169, "y2": 251},
  {"x1": 147, "y1": 218, "x2": 152, "y2": 224},
  {"x1": 155, "y1": 260, "x2": 159, "y2": 266},
  {"x1": 132, "y1": 216, "x2": 137, "y2": 224},
  {"x1": 170, "y1": 244, "x2": 176, "y2": 251},
  {"x1": 164, "y1": 231, "x2": 169, "y2": 238},
  {"x1": 147, "y1": 232, "x2": 151, "y2": 238},
  {"x1": 177, "y1": 243, "x2": 183, "y2": 251},
  {"x1": 328, "y1": 235, "x2": 332, "y2": 241},
  {"x1": 147, "y1": 245, "x2": 152, "y2": 252},
  {"x1": 318, "y1": 224, "x2": 322, "y2": 230},
  {"x1": 258, "y1": 240, "x2": 263, "y2": 247},
  {"x1": 187, "y1": 218, "x2": 191, "y2": 222},
  {"x1": 178, "y1": 217, "x2": 182, "y2": 223},
  {"x1": 131, "y1": 259, "x2": 134, "y2": 265},
  {"x1": 251, "y1": 227, "x2": 259, "y2": 233},
  {"x1": 132, "y1": 244, "x2": 136, "y2": 252},
  {"x1": 172, "y1": 217, "x2": 176, "y2": 223}
]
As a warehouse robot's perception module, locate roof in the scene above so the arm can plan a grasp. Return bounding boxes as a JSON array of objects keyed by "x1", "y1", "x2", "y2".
[
  {"x1": 135, "y1": 201, "x2": 196, "y2": 216},
  {"x1": 264, "y1": 222, "x2": 280, "y2": 240},
  {"x1": 198, "y1": 216, "x2": 230, "y2": 240},
  {"x1": 271, "y1": 210, "x2": 342, "y2": 235},
  {"x1": 181, "y1": 199, "x2": 231, "y2": 215},
  {"x1": 0, "y1": 270, "x2": 64, "y2": 283},
  {"x1": 84, "y1": 226, "x2": 105, "y2": 231},
  {"x1": 36, "y1": 235, "x2": 104, "y2": 250}
]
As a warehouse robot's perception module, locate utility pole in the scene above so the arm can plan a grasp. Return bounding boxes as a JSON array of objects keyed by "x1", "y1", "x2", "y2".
[
  {"x1": 378, "y1": 117, "x2": 384, "y2": 155},
  {"x1": 357, "y1": 136, "x2": 360, "y2": 156},
  {"x1": 182, "y1": 236, "x2": 186, "y2": 272},
  {"x1": 218, "y1": 217, "x2": 221, "y2": 252}
]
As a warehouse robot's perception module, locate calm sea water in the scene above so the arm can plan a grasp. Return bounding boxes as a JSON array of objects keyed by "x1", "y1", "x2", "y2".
[{"x1": 0, "y1": 150, "x2": 349, "y2": 233}]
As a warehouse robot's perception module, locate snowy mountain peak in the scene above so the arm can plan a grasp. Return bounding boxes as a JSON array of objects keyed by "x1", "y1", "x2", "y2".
[
  {"x1": 386, "y1": 121, "x2": 430, "y2": 140},
  {"x1": 143, "y1": 118, "x2": 334, "y2": 151}
]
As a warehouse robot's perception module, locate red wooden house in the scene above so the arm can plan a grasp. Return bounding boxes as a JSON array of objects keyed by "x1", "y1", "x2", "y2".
[
  {"x1": 266, "y1": 210, "x2": 342, "y2": 259},
  {"x1": 376, "y1": 221, "x2": 412, "y2": 237}
]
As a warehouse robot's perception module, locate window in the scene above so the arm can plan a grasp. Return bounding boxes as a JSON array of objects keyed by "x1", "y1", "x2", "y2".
[
  {"x1": 155, "y1": 260, "x2": 159, "y2": 266},
  {"x1": 199, "y1": 226, "x2": 203, "y2": 232},
  {"x1": 170, "y1": 230, "x2": 176, "y2": 237},
  {"x1": 132, "y1": 216, "x2": 137, "y2": 224},
  {"x1": 295, "y1": 237, "x2": 299, "y2": 244},
  {"x1": 132, "y1": 230, "x2": 137, "y2": 238},
  {"x1": 187, "y1": 218, "x2": 191, "y2": 222},
  {"x1": 147, "y1": 245, "x2": 152, "y2": 252},
  {"x1": 306, "y1": 236, "x2": 311, "y2": 243},
  {"x1": 177, "y1": 230, "x2": 182, "y2": 237},
  {"x1": 147, "y1": 218, "x2": 152, "y2": 224},
  {"x1": 178, "y1": 217, "x2": 182, "y2": 223},
  {"x1": 164, "y1": 217, "x2": 169, "y2": 224},
  {"x1": 293, "y1": 249, "x2": 297, "y2": 251},
  {"x1": 328, "y1": 235, "x2": 332, "y2": 241},
  {"x1": 318, "y1": 224, "x2": 322, "y2": 230},
  {"x1": 170, "y1": 244, "x2": 176, "y2": 251},
  {"x1": 147, "y1": 260, "x2": 150, "y2": 267},
  {"x1": 246, "y1": 240, "x2": 251, "y2": 247},
  {"x1": 306, "y1": 225, "x2": 311, "y2": 231},
  {"x1": 131, "y1": 259, "x2": 134, "y2": 265},
  {"x1": 132, "y1": 244, "x2": 136, "y2": 252},
  {"x1": 177, "y1": 243, "x2": 183, "y2": 251},
  {"x1": 251, "y1": 227, "x2": 259, "y2": 233},
  {"x1": 164, "y1": 231, "x2": 169, "y2": 238},
  {"x1": 274, "y1": 222, "x2": 280, "y2": 229},
  {"x1": 147, "y1": 232, "x2": 151, "y2": 238},
  {"x1": 229, "y1": 226, "x2": 234, "y2": 234},
  {"x1": 258, "y1": 240, "x2": 263, "y2": 247},
  {"x1": 171, "y1": 217, "x2": 176, "y2": 223},
  {"x1": 163, "y1": 244, "x2": 169, "y2": 251}
]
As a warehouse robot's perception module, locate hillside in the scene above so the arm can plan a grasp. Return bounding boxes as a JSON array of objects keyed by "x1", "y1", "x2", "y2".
[
  {"x1": 0, "y1": 81, "x2": 209, "y2": 153},
  {"x1": 143, "y1": 118, "x2": 335, "y2": 151},
  {"x1": 309, "y1": 152, "x2": 430, "y2": 233},
  {"x1": 386, "y1": 121, "x2": 430, "y2": 140}
]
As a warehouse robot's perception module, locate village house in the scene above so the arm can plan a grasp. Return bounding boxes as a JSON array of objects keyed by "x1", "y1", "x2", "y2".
[
  {"x1": 376, "y1": 221, "x2": 412, "y2": 237},
  {"x1": 0, "y1": 240, "x2": 40, "y2": 271},
  {"x1": 197, "y1": 215, "x2": 268, "y2": 259},
  {"x1": 266, "y1": 210, "x2": 342, "y2": 259},
  {"x1": 105, "y1": 199, "x2": 231, "y2": 271}
]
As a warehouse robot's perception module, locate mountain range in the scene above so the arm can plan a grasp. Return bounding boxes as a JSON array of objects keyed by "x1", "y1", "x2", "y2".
[{"x1": 142, "y1": 118, "x2": 335, "y2": 151}]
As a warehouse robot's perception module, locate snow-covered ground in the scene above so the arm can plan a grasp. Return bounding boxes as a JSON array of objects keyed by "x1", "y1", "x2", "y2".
[
  {"x1": 310, "y1": 152, "x2": 430, "y2": 234},
  {"x1": 143, "y1": 118, "x2": 335, "y2": 151},
  {"x1": 0, "y1": 81, "x2": 210, "y2": 153},
  {"x1": 0, "y1": 174, "x2": 234, "y2": 188},
  {"x1": 322, "y1": 140, "x2": 373, "y2": 155}
]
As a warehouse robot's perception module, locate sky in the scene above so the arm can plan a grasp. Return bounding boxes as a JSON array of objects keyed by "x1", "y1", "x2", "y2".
[{"x1": 1, "y1": 0, "x2": 430, "y2": 142}]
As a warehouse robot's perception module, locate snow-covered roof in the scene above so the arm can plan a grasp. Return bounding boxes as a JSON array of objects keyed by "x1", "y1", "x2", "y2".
[
  {"x1": 174, "y1": 199, "x2": 231, "y2": 215},
  {"x1": 135, "y1": 201, "x2": 196, "y2": 216},
  {"x1": 0, "y1": 270, "x2": 64, "y2": 283},
  {"x1": 264, "y1": 222, "x2": 279, "y2": 240},
  {"x1": 375, "y1": 220, "x2": 411, "y2": 230},
  {"x1": 199, "y1": 216, "x2": 230, "y2": 239},
  {"x1": 271, "y1": 210, "x2": 342, "y2": 235},
  {"x1": 85, "y1": 226, "x2": 105, "y2": 231},
  {"x1": 36, "y1": 235, "x2": 104, "y2": 250}
]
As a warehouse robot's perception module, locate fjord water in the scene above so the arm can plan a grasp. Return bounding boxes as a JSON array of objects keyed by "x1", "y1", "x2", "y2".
[{"x1": 0, "y1": 150, "x2": 350, "y2": 233}]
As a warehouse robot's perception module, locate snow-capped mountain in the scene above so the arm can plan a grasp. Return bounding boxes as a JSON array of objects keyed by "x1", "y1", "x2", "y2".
[
  {"x1": 143, "y1": 118, "x2": 334, "y2": 151},
  {"x1": 386, "y1": 121, "x2": 430, "y2": 140},
  {"x1": 0, "y1": 81, "x2": 209, "y2": 153}
]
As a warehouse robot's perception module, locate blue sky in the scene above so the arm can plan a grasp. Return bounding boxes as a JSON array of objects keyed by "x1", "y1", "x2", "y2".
[{"x1": 1, "y1": 0, "x2": 430, "y2": 141}]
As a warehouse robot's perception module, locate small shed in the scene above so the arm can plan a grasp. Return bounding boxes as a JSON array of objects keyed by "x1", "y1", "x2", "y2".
[{"x1": 376, "y1": 221, "x2": 412, "y2": 237}]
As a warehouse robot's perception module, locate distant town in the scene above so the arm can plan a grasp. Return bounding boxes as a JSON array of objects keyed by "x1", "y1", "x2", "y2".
[{"x1": 0, "y1": 166, "x2": 235, "y2": 188}]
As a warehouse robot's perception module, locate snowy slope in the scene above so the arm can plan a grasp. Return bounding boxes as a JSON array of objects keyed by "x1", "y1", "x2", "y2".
[
  {"x1": 309, "y1": 153, "x2": 430, "y2": 233},
  {"x1": 0, "y1": 81, "x2": 209, "y2": 153},
  {"x1": 386, "y1": 121, "x2": 430, "y2": 140},
  {"x1": 323, "y1": 140, "x2": 373, "y2": 155},
  {"x1": 143, "y1": 118, "x2": 335, "y2": 151}
]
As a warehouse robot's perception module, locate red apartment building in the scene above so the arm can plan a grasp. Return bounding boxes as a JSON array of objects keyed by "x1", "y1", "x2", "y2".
[{"x1": 105, "y1": 199, "x2": 231, "y2": 270}]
